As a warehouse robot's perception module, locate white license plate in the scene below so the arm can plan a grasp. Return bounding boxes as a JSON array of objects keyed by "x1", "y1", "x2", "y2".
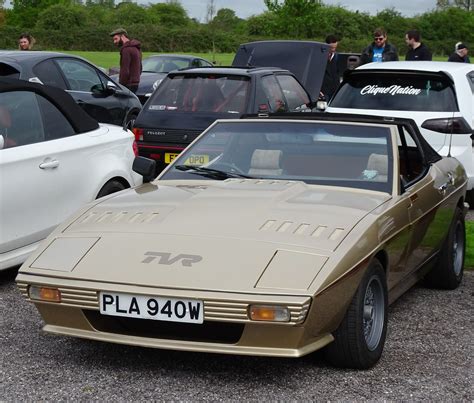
[{"x1": 99, "y1": 292, "x2": 203, "y2": 324}]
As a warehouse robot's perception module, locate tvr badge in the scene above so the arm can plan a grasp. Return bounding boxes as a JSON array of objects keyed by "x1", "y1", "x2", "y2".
[{"x1": 142, "y1": 251, "x2": 203, "y2": 267}]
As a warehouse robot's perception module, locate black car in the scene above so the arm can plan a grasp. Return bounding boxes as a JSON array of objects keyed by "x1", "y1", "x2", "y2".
[
  {"x1": 0, "y1": 51, "x2": 142, "y2": 128},
  {"x1": 133, "y1": 66, "x2": 314, "y2": 172},
  {"x1": 111, "y1": 54, "x2": 214, "y2": 105}
]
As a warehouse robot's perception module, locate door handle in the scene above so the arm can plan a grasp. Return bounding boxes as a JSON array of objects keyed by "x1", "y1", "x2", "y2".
[
  {"x1": 438, "y1": 183, "x2": 448, "y2": 194},
  {"x1": 39, "y1": 159, "x2": 59, "y2": 169},
  {"x1": 447, "y1": 172, "x2": 455, "y2": 186},
  {"x1": 438, "y1": 172, "x2": 455, "y2": 194}
]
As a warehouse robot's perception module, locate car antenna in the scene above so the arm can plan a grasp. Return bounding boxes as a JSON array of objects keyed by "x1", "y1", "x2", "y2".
[{"x1": 447, "y1": 110, "x2": 455, "y2": 158}]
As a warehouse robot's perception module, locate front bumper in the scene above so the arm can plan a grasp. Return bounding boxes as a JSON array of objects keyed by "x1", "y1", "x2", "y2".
[{"x1": 16, "y1": 274, "x2": 333, "y2": 358}]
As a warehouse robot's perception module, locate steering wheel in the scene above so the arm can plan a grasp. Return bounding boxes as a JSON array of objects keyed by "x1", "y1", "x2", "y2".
[{"x1": 210, "y1": 162, "x2": 246, "y2": 175}]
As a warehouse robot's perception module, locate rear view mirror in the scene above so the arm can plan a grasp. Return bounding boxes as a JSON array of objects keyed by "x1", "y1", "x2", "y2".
[
  {"x1": 133, "y1": 156, "x2": 157, "y2": 183},
  {"x1": 0, "y1": 134, "x2": 4, "y2": 150}
]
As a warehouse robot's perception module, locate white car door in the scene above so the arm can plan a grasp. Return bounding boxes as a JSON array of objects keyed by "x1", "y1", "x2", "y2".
[{"x1": 0, "y1": 89, "x2": 102, "y2": 261}]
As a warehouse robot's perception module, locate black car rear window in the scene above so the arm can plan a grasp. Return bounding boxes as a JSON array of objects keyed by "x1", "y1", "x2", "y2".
[
  {"x1": 147, "y1": 74, "x2": 250, "y2": 114},
  {"x1": 330, "y1": 73, "x2": 458, "y2": 112}
]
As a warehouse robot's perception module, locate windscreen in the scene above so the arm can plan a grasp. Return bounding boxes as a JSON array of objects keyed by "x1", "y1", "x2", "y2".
[
  {"x1": 330, "y1": 73, "x2": 458, "y2": 112},
  {"x1": 147, "y1": 75, "x2": 250, "y2": 114},
  {"x1": 161, "y1": 121, "x2": 393, "y2": 193},
  {"x1": 143, "y1": 57, "x2": 191, "y2": 72}
]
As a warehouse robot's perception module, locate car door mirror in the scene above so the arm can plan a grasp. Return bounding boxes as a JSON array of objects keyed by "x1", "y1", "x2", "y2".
[
  {"x1": 316, "y1": 99, "x2": 328, "y2": 111},
  {"x1": 106, "y1": 81, "x2": 118, "y2": 94},
  {"x1": 133, "y1": 156, "x2": 157, "y2": 183},
  {"x1": 0, "y1": 134, "x2": 4, "y2": 150}
]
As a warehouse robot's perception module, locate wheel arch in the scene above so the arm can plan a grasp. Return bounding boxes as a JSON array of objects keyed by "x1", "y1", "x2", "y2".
[
  {"x1": 96, "y1": 176, "x2": 131, "y2": 199},
  {"x1": 109, "y1": 176, "x2": 131, "y2": 189},
  {"x1": 373, "y1": 250, "x2": 388, "y2": 274}
]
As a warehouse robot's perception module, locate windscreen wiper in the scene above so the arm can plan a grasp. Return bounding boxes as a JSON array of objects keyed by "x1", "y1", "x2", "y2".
[{"x1": 175, "y1": 165, "x2": 253, "y2": 179}]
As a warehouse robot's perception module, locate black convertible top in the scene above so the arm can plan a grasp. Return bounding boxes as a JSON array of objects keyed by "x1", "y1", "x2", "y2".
[
  {"x1": 242, "y1": 112, "x2": 442, "y2": 165},
  {"x1": 0, "y1": 77, "x2": 99, "y2": 133}
]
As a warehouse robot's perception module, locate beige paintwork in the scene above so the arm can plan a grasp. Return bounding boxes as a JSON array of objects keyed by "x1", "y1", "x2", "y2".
[{"x1": 16, "y1": 121, "x2": 468, "y2": 357}]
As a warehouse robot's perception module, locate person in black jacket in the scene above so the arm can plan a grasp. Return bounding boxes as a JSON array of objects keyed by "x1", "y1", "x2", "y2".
[
  {"x1": 448, "y1": 43, "x2": 470, "y2": 63},
  {"x1": 319, "y1": 35, "x2": 340, "y2": 101},
  {"x1": 359, "y1": 28, "x2": 398, "y2": 65},
  {"x1": 405, "y1": 30, "x2": 432, "y2": 61}
]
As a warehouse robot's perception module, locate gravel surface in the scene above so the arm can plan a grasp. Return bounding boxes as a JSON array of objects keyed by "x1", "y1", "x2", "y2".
[{"x1": 1, "y1": 269, "x2": 473, "y2": 400}]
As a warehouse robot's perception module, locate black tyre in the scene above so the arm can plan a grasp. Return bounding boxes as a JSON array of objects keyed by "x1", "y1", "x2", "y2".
[
  {"x1": 324, "y1": 258, "x2": 388, "y2": 369},
  {"x1": 96, "y1": 180, "x2": 126, "y2": 199},
  {"x1": 425, "y1": 207, "x2": 465, "y2": 290}
]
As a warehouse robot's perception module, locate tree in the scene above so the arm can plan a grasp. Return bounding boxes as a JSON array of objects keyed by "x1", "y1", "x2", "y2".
[
  {"x1": 261, "y1": 0, "x2": 325, "y2": 37},
  {"x1": 148, "y1": 2, "x2": 190, "y2": 27},
  {"x1": 437, "y1": 0, "x2": 472, "y2": 11},
  {"x1": 210, "y1": 8, "x2": 242, "y2": 31},
  {"x1": 9, "y1": 0, "x2": 72, "y2": 27},
  {"x1": 107, "y1": 2, "x2": 151, "y2": 25},
  {"x1": 206, "y1": 0, "x2": 216, "y2": 23},
  {"x1": 35, "y1": 4, "x2": 87, "y2": 30}
]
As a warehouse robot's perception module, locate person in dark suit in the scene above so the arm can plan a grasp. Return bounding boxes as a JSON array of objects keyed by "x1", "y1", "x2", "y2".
[
  {"x1": 320, "y1": 35, "x2": 340, "y2": 101},
  {"x1": 405, "y1": 30, "x2": 432, "y2": 61}
]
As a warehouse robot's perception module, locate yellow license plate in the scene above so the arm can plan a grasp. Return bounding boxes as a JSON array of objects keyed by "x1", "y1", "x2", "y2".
[
  {"x1": 184, "y1": 155, "x2": 210, "y2": 165},
  {"x1": 164, "y1": 153, "x2": 180, "y2": 164}
]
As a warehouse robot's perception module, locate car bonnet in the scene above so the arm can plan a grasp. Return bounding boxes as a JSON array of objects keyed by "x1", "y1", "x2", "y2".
[
  {"x1": 232, "y1": 40, "x2": 329, "y2": 101},
  {"x1": 25, "y1": 180, "x2": 390, "y2": 294}
]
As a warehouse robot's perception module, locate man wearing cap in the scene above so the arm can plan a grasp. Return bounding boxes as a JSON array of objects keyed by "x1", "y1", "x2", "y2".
[
  {"x1": 110, "y1": 28, "x2": 142, "y2": 93},
  {"x1": 448, "y1": 42, "x2": 470, "y2": 63}
]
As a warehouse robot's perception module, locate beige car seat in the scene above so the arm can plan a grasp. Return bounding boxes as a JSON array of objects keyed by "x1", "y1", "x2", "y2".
[
  {"x1": 248, "y1": 149, "x2": 283, "y2": 176},
  {"x1": 363, "y1": 153, "x2": 388, "y2": 182}
]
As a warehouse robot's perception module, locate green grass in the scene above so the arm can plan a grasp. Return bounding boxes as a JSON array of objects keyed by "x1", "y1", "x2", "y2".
[
  {"x1": 466, "y1": 221, "x2": 474, "y2": 269},
  {"x1": 60, "y1": 51, "x2": 235, "y2": 69},
  {"x1": 58, "y1": 51, "x2": 454, "y2": 70}
]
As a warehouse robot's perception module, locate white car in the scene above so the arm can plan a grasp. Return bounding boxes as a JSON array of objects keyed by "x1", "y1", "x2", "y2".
[
  {"x1": 327, "y1": 61, "x2": 474, "y2": 205},
  {"x1": 0, "y1": 78, "x2": 142, "y2": 270}
]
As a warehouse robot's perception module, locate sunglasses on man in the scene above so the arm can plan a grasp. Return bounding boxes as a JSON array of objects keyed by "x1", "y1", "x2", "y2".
[{"x1": 374, "y1": 37, "x2": 385, "y2": 41}]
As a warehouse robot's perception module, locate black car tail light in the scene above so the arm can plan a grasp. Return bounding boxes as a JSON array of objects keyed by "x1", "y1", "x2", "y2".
[
  {"x1": 132, "y1": 127, "x2": 144, "y2": 141},
  {"x1": 421, "y1": 117, "x2": 472, "y2": 134}
]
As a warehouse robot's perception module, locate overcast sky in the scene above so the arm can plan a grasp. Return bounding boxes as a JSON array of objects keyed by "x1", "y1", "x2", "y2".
[
  {"x1": 145, "y1": 0, "x2": 438, "y2": 21},
  {"x1": 3, "y1": 0, "x2": 439, "y2": 19}
]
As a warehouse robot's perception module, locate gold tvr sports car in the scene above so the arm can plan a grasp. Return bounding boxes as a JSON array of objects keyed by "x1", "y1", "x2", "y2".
[{"x1": 16, "y1": 113, "x2": 468, "y2": 369}]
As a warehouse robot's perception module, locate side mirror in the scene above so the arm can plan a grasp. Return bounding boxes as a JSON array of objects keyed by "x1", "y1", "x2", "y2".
[
  {"x1": 316, "y1": 100, "x2": 328, "y2": 111},
  {"x1": 0, "y1": 134, "x2": 4, "y2": 150},
  {"x1": 106, "y1": 81, "x2": 118, "y2": 94},
  {"x1": 133, "y1": 156, "x2": 157, "y2": 183}
]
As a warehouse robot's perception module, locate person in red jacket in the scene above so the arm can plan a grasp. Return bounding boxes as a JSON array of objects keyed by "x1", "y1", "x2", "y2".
[{"x1": 110, "y1": 28, "x2": 142, "y2": 93}]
